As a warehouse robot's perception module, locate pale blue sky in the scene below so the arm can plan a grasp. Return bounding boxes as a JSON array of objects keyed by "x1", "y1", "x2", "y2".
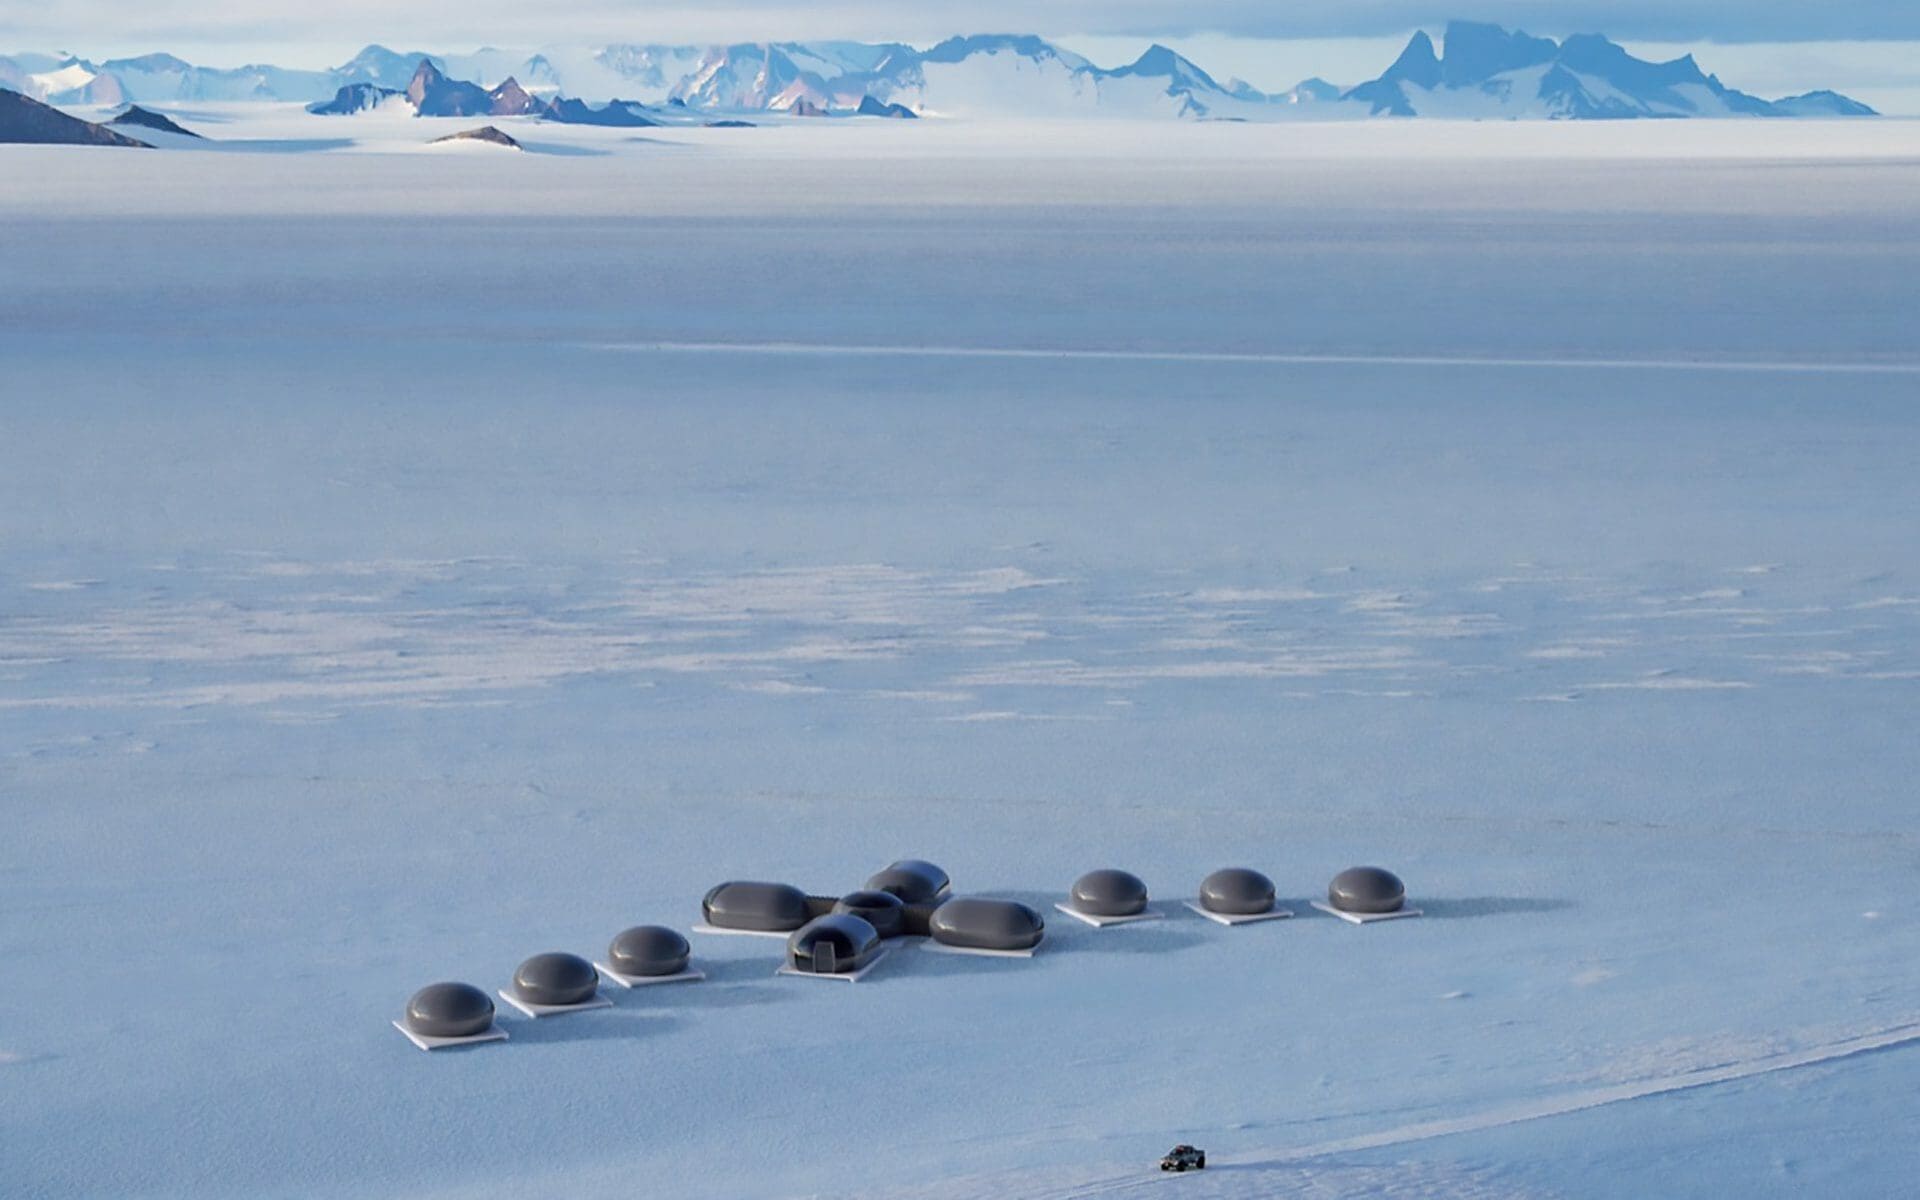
[{"x1": 10, "y1": 0, "x2": 1920, "y2": 56}]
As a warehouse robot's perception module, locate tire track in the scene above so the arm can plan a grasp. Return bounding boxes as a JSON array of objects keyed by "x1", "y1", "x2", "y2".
[{"x1": 869, "y1": 1020, "x2": 1920, "y2": 1199}]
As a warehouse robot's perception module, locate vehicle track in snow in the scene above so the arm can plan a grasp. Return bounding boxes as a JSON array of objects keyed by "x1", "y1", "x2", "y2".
[
  {"x1": 871, "y1": 1020, "x2": 1920, "y2": 1199},
  {"x1": 1234, "y1": 1020, "x2": 1920, "y2": 1166}
]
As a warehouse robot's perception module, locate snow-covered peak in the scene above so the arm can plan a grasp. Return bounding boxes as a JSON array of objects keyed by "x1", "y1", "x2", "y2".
[
  {"x1": 1109, "y1": 44, "x2": 1223, "y2": 93},
  {"x1": 1439, "y1": 20, "x2": 1558, "y2": 86},
  {"x1": 669, "y1": 43, "x2": 839, "y2": 111},
  {"x1": 8, "y1": 28, "x2": 1880, "y2": 122},
  {"x1": 1384, "y1": 30, "x2": 1443, "y2": 88},
  {"x1": 1771, "y1": 89, "x2": 1879, "y2": 116},
  {"x1": 334, "y1": 45, "x2": 444, "y2": 89},
  {"x1": 101, "y1": 52, "x2": 192, "y2": 74},
  {"x1": 1343, "y1": 22, "x2": 1876, "y2": 119},
  {"x1": 595, "y1": 44, "x2": 703, "y2": 94},
  {"x1": 920, "y1": 34, "x2": 1091, "y2": 72}
]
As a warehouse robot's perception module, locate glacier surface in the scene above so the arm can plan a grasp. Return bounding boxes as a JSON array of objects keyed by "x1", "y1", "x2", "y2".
[{"x1": 2, "y1": 119, "x2": 1920, "y2": 1198}]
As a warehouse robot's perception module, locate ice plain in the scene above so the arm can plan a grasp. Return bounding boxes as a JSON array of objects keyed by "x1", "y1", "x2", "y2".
[{"x1": 3, "y1": 115, "x2": 1920, "y2": 1198}]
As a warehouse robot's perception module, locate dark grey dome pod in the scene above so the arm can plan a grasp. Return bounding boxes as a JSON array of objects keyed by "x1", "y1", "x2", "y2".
[
  {"x1": 703, "y1": 880, "x2": 811, "y2": 932},
  {"x1": 787, "y1": 913, "x2": 882, "y2": 974},
  {"x1": 512, "y1": 952, "x2": 599, "y2": 1006},
  {"x1": 1071, "y1": 868, "x2": 1148, "y2": 916},
  {"x1": 607, "y1": 925, "x2": 691, "y2": 977},
  {"x1": 928, "y1": 897, "x2": 1045, "y2": 952},
  {"x1": 405, "y1": 982, "x2": 495, "y2": 1038},
  {"x1": 863, "y1": 859, "x2": 950, "y2": 905},
  {"x1": 833, "y1": 889, "x2": 907, "y2": 938},
  {"x1": 1199, "y1": 867, "x2": 1276, "y2": 916},
  {"x1": 1328, "y1": 866, "x2": 1405, "y2": 914}
]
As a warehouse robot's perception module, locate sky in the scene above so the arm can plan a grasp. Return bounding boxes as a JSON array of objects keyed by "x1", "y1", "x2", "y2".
[
  {"x1": 9, "y1": 0, "x2": 1920, "y2": 58},
  {"x1": 5, "y1": 2, "x2": 1920, "y2": 112}
]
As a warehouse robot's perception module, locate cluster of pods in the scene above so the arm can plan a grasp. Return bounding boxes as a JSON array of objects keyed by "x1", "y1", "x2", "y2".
[
  {"x1": 397, "y1": 925, "x2": 694, "y2": 1046},
  {"x1": 701, "y1": 859, "x2": 1040, "y2": 969},
  {"x1": 396, "y1": 859, "x2": 1412, "y2": 1048}
]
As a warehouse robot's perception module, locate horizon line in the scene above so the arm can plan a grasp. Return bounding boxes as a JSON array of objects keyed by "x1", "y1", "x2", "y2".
[{"x1": 586, "y1": 340, "x2": 1920, "y2": 376}]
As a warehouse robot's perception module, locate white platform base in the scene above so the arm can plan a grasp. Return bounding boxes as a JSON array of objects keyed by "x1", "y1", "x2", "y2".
[
  {"x1": 1309, "y1": 900, "x2": 1424, "y2": 925},
  {"x1": 1182, "y1": 900, "x2": 1295, "y2": 926},
  {"x1": 496, "y1": 989, "x2": 615, "y2": 1018},
  {"x1": 774, "y1": 943, "x2": 893, "y2": 983},
  {"x1": 1054, "y1": 902, "x2": 1164, "y2": 928},
  {"x1": 692, "y1": 923, "x2": 792, "y2": 939},
  {"x1": 595, "y1": 962, "x2": 706, "y2": 989},
  {"x1": 920, "y1": 939, "x2": 1038, "y2": 959},
  {"x1": 393, "y1": 1020, "x2": 508, "y2": 1051}
]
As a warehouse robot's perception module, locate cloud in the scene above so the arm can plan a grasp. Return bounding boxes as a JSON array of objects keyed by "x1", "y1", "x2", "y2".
[{"x1": 7, "y1": 0, "x2": 1920, "y2": 60}]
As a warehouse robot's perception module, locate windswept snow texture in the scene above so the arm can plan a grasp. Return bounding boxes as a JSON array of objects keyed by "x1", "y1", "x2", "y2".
[{"x1": 3, "y1": 121, "x2": 1920, "y2": 1199}]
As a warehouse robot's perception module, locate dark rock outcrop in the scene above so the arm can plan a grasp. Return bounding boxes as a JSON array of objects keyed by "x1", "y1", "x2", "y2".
[
  {"x1": 0, "y1": 88, "x2": 149, "y2": 146},
  {"x1": 541, "y1": 96, "x2": 659, "y2": 126},
  {"x1": 310, "y1": 63, "x2": 570, "y2": 120},
  {"x1": 308, "y1": 82, "x2": 400, "y2": 114},
  {"x1": 485, "y1": 77, "x2": 544, "y2": 116},
  {"x1": 406, "y1": 59, "x2": 492, "y2": 116},
  {"x1": 855, "y1": 94, "x2": 916, "y2": 118},
  {"x1": 109, "y1": 104, "x2": 203, "y2": 138},
  {"x1": 429, "y1": 124, "x2": 521, "y2": 148}
]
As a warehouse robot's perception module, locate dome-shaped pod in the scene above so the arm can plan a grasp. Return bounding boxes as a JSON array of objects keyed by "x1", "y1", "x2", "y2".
[
  {"x1": 703, "y1": 880, "x2": 811, "y2": 932},
  {"x1": 405, "y1": 982, "x2": 495, "y2": 1038},
  {"x1": 1071, "y1": 869, "x2": 1148, "y2": 917},
  {"x1": 786, "y1": 913, "x2": 882, "y2": 974},
  {"x1": 1199, "y1": 867, "x2": 1276, "y2": 916},
  {"x1": 1327, "y1": 866, "x2": 1405, "y2": 915},
  {"x1": 607, "y1": 925, "x2": 691, "y2": 977},
  {"x1": 863, "y1": 859, "x2": 950, "y2": 905},
  {"x1": 928, "y1": 897, "x2": 1045, "y2": 952},
  {"x1": 512, "y1": 952, "x2": 600, "y2": 1006},
  {"x1": 833, "y1": 889, "x2": 907, "y2": 938}
]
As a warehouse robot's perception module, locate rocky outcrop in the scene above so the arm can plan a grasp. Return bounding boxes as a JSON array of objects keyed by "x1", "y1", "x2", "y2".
[
  {"x1": 429, "y1": 124, "x2": 521, "y2": 148},
  {"x1": 108, "y1": 104, "x2": 202, "y2": 137},
  {"x1": 856, "y1": 94, "x2": 916, "y2": 118},
  {"x1": 307, "y1": 82, "x2": 401, "y2": 114},
  {"x1": 0, "y1": 88, "x2": 149, "y2": 145},
  {"x1": 541, "y1": 97, "x2": 659, "y2": 126}
]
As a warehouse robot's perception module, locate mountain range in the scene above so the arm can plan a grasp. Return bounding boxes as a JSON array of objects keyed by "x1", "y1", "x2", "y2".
[
  {"x1": 1345, "y1": 23, "x2": 1875, "y2": 118},
  {"x1": 1, "y1": 22, "x2": 1878, "y2": 121},
  {"x1": 306, "y1": 60, "x2": 668, "y2": 124}
]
